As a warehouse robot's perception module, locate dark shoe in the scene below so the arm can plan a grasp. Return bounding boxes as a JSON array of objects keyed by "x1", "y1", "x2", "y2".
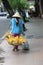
[
  {"x1": 16, "y1": 49, "x2": 19, "y2": 51},
  {"x1": 23, "y1": 48, "x2": 29, "y2": 51},
  {"x1": 13, "y1": 48, "x2": 19, "y2": 51},
  {"x1": 13, "y1": 48, "x2": 15, "y2": 51},
  {"x1": 13, "y1": 45, "x2": 19, "y2": 51}
]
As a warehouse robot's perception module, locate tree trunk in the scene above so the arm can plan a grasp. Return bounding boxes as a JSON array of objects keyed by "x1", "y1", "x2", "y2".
[
  {"x1": 1, "y1": 0, "x2": 14, "y2": 17},
  {"x1": 35, "y1": 0, "x2": 40, "y2": 17}
]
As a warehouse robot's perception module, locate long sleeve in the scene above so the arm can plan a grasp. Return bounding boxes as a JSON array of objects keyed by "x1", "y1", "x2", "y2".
[{"x1": 10, "y1": 18, "x2": 15, "y2": 33}]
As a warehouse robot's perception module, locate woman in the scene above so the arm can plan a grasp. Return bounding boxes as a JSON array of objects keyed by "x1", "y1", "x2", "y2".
[{"x1": 10, "y1": 12, "x2": 25, "y2": 51}]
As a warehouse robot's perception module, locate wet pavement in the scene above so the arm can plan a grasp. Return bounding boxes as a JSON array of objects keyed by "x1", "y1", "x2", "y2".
[
  {"x1": 0, "y1": 47, "x2": 5, "y2": 65},
  {"x1": 0, "y1": 39, "x2": 43, "y2": 65},
  {"x1": 25, "y1": 18, "x2": 43, "y2": 39},
  {"x1": 0, "y1": 18, "x2": 43, "y2": 65},
  {"x1": 0, "y1": 18, "x2": 43, "y2": 38},
  {"x1": 0, "y1": 18, "x2": 10, "y2": 38}
]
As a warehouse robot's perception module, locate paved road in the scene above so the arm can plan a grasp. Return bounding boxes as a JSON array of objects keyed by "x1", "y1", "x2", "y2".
[
  {"x1": 25, "y1": 18, "x2": 43, "y2": 39},
  {"x1": 0, "y1": 17, "x2": 43, "y2": 39},
  {"x1": 0, "y1": 39, "x2": 43, "y2": 65},
  {"x1": 0, "y1": 17, "x2": 10, "y2": 38},
  {"x1": 0, "y1": 18, "x2": 43, "y2": 65}
]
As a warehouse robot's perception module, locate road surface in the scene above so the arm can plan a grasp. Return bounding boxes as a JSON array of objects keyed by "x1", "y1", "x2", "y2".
[
  {"x1": 0, "y1": 17, "x2": 10, "y2": 38},
  {"x1": 0, "y1": 18, "x2": 43, "y2": 65}
]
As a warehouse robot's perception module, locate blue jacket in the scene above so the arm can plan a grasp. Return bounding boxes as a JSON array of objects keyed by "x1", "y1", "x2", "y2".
[{"x1": 10, "y1": 18, "x2": 24, "y2": 35}]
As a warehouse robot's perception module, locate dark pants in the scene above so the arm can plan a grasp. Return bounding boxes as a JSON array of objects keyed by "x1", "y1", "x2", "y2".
[
  {"x1": 12, "y1": 34, "x2": 20, "y2": 51},
  {"x1": 15, "y1": 45, "x2": 18, "y2": 50},
  {"x1": 13, "y1": 45, "x2": 18, "y2": 51}
]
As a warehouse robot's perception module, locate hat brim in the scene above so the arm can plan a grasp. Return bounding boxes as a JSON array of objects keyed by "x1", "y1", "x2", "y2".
[
  {"x1": 12, "y1": 12, "x2": 22, "y2": 18},
  {"x1": 12, "y1": 15, "x2": 22, "y2": 18}
]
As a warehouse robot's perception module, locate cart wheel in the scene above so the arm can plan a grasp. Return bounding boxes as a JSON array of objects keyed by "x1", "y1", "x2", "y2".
[{"x1": 22, "y1": 41, "x2": 29, "y2": 50}]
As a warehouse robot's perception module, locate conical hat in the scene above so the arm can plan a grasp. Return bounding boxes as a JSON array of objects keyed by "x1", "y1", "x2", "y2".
[{"x1": 12, "y1": 12, "x2": 21, "y2": 18}]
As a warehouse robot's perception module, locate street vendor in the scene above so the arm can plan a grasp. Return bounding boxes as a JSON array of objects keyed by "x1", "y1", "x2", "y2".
[{"x1": 10, "y1": 12, "x2": 25, "y2": 51}]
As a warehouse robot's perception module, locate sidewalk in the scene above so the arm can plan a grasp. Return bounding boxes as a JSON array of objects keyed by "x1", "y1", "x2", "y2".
[{"x1": 0, "y1": 38, "x2": 43, "y2": 65}]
